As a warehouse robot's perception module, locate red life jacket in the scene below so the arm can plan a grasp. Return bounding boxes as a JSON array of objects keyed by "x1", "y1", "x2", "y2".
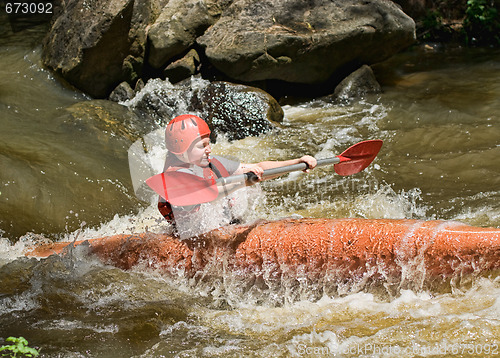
[{"x1": 157, "y1": 156, "x2": 230, "y2": 225}]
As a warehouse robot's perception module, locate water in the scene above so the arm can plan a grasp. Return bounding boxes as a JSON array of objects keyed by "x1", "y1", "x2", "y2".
[
  {"x1": 0, "y1": 25, "x2": 147, "y2": 240},
  {"x1": 1, "y1": 24, "x2": 499, "y2": 357}
]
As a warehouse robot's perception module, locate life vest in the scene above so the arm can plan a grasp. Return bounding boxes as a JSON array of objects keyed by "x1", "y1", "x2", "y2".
[{"x1": 157, "y1": 156, "x2": 230, "y2": 226}]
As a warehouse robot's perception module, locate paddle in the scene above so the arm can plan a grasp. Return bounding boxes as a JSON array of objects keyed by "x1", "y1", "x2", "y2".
[{"x1": 146, "y1": 139, "x2": 383, "y2": 206}]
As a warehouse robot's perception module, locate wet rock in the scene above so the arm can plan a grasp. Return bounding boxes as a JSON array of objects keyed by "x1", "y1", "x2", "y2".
[
  {"x1": 330, "y1": 65, "x2": 382, "y2": 101},
  {"x1": 123, "y1": 78, "x2": 282, "y2": 140},
  {"x1": 109, "y1": 82, "x2": 136, "y2": 103},
  {"x1": 197, "y1": 0, "x2": 416, "y2": 84},
  {"x1": 124, "y1": 79, "x2": 195, "y2": 124},
  {"x1": 195, "y1": 81, "x2": 282, "y2": 140},
  {"x1": 42, "y1": 0, "x2": 168, "y2": 98},
  {"x1": 134, "y1": 78, "x2": 145, "y2": 93},
  {"x1": 65, "y1": 100, "x2": 154, "y2": 142},
  {"x1": 0, "y1": 257, "x2": 38, "y2": 295},
  {"x1": 164, "y1": 49, "x2": 201, "y2": 84}
]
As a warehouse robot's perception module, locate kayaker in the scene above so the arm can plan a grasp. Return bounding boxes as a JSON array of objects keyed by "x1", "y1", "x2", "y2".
[{"x1": 158, "y1": 114, "x2": 317, "y2": 236}]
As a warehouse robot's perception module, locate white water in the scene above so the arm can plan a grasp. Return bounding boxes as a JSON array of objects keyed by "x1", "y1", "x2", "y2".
[{"x1": 1, "y1": 29, "x2": 499, "y2": 356}]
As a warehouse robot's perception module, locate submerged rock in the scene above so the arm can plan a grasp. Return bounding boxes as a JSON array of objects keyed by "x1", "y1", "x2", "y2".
[{"x1": 65, "y1": 100, "x2": 154, "y2": 143}]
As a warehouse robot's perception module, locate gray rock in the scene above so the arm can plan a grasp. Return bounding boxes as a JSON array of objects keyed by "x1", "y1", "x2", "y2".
[
  {"x1": 42, "y1": 0, "x2": 167, "y2": 98},
  {"x1": 164, "y1": 49, "x2": 201, "y2": 83},
  {"x1": 42, "y1": 0, "x2": 415, "y2": 99},
  {"x1": 109, "y1": 82, "x2": 136, "y2": 102},
  {"x1": 123, "y1": 78, "x2": 282, "y2": 140},
  {"x1": 197, "y1": 0, "x2": 416, "y2": 84},
  {"x1": 148, "y1": 0, "x2": 229, "y2": 69},
  {"x1": 332, "y1": 65, "x2": 382, "y2": 100}
]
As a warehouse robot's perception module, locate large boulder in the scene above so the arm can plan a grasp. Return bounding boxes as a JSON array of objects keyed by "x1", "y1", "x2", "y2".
[
  {"x1": 197, "y1": 0, "x2": 416, "y2": 84},
  {"x1": 42, "y1": 0, "x2": 167, "y2": 98},
  {"x1": 41, "y1": 0, "x2": 415, "y2": 98},
  {"x1": 147, "y1": 0, "x2": 230, "y2": 69}
]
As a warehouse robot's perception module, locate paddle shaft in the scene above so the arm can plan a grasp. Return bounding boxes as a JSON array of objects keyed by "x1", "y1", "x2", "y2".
[
  {"x1": 216, "y1": 156, "x2": 341, "y2": 186},
  {"x1": 146, "y1": 139, "x2": 382, "y2": 206}
]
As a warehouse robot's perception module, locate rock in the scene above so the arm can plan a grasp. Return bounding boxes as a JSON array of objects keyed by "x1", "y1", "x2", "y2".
[
  {"x1": 148, "y1": 0, "x2": 229, "y2": 69},
  {"x1": 42, "y1": 0, "x2": 168, "y2": 98},
  {"x1": 122, "y1": 55, "x2": 143, "y2": 85},
  {"x1": 331, "y1": 65, "x2": 382, "y2": 101},
  {"x1": 124, "y1": 78, "x2": 195, "y2": 124},
  {"x1": 123, "y1": 78, "x2": 282, "y2": 140},
  {"x1": 195, "y1": 81, "x2": 282, "y2": 140},
  {"x1": 109, "y1": 82, "x2": 136, "y2": 102},
  {"x1": 42, "y1": 0, "x2": 134, "y2": 98},
  {"x1": 134, "y1": 78, "x2": 145, "y2": 93},
  {"x1": 129, "y1": 0, "x2": 169, "y2": 58},
  {"x1": 164, "y1": 49, "x2": 201, "y2": 83},
  {"x1": 42, "y1": 0, "x2": 415, "y2": 99},
  {"x1": 65, "y1": 100, "x2": 154, "y2": 142},
  {"x1": 197, "y1": 0, "x2": 416, "y2": 84}
]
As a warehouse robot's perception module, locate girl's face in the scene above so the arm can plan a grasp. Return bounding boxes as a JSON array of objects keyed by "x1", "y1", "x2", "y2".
[{"x1": 187, "y1": 136, "x2": 211, "y2": 167}]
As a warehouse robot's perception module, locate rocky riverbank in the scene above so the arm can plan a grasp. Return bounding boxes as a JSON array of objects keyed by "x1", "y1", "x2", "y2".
[
  {"x1": 40, "y1": 0, "x2": 416, "y2": 100},
  {"x1": 5, "y1": 0, "x2": 497, "y2": 141}
]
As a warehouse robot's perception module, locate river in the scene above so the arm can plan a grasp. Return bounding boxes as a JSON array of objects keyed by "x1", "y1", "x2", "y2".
[{"x1": 0, "y1": 23, "x2": 499, "y2": 357}]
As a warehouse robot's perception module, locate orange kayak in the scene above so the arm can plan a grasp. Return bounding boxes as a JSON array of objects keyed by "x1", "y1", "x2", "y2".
[{"x1": 26, "y1": 218, "x2": 500, "y2": 282}]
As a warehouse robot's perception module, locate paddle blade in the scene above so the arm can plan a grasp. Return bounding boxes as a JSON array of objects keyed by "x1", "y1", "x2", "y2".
[
  {"x1": 334, "y1": 139, "x2": 383, "y2": 176},
  {"x1": 146, "y1": 171, "x2": 218, "y2": 206}
]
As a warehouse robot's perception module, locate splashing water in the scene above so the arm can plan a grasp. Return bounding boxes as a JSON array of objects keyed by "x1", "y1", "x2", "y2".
[{"x1": 1, "y1": 25, "x2": 499, "y2": 356}]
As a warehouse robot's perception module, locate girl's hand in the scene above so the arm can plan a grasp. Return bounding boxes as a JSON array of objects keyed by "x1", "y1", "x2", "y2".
[
  {"x1": 248, "y1": 165, "x2": 264, "y2": 181},
  {"x1": 240, "y1": 164, "x2": 265, "y2": 183},
  {"x1": 300, "y1": 155, "x2": 317, "y2": 172}
]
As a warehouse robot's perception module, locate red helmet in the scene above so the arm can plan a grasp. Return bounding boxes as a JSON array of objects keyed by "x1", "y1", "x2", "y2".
[{"x1": 165, "y1": 114, "x2": 211, "y2": 154}]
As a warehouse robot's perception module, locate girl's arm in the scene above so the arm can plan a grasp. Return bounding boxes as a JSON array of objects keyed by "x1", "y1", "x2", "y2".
[{"x1": 238, "y1": 155, "x2": 317, "y2": 181}]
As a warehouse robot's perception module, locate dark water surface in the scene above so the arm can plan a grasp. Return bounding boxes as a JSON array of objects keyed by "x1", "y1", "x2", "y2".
[{"x1": 1, "y1": 24, "x2": 499, "y2": 357}]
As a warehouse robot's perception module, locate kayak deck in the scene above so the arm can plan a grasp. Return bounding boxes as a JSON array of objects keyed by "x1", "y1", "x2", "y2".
[{"x1": 26, "y1": 218, "x2": 500, "y2": 283}]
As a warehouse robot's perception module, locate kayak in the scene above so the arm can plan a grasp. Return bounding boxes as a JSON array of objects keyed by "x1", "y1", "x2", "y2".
[{"x1": 26, "y1": 218, "x2": 500, "y2": 284}]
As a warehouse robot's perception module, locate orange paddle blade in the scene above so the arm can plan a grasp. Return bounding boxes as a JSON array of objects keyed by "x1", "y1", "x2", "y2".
[{"x1": 334, "y1": 140, "x2": 383, "y2": 176}]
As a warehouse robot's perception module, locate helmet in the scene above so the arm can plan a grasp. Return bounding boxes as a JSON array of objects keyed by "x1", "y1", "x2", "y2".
[{"x1": 165, "y1": 114, "x2": 210, "y2": 154}]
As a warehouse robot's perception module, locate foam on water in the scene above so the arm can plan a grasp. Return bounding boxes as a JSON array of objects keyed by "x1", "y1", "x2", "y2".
[
  {"x1": 2, "y1": 24, "x2": 500, "y2": 357},
  {"x1": 1, "y1": 186, "x2": 498, "y2": 357},
  {"x1": 120, "y1": 77, "x2": 210, "y2": 110},
  {"x1": 179, "y1": 278, "x2": 500, "y2": 357}
]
